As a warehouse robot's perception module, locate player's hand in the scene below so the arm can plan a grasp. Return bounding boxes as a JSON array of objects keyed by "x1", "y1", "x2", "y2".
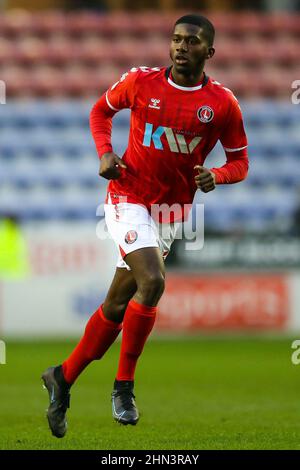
[
  {"x1": 194, "y1": 165, "x2": 216, "y2": 193},
  {"x1": 99, "y1": 152, "x2": 127, "y2": 180}
]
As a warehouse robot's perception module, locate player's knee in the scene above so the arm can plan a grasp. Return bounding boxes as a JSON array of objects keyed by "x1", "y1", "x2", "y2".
[{"x1": 137, "y1": 272, "x2": 165, "y2": 301}]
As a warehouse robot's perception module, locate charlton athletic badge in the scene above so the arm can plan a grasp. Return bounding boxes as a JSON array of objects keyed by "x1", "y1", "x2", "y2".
[
  {"x1": 197, "y1": 106, "x2": 214, "y2": 123},
  {"x1": 125, "y1": 230, "x2": 138, "y2": 244}
]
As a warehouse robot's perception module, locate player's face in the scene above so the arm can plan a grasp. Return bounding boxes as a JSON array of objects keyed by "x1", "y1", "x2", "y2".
[{"x1": 170, "y1": 23, "x2": 214, "y2": 76}]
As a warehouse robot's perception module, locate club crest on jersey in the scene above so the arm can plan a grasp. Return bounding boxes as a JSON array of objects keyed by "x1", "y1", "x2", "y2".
[
  {"x1": 197, "y1": 106, "x2": 214, "y2": 123},
  {"x1": 125, "y1": 230, "x2": 138, "y2": 244}
]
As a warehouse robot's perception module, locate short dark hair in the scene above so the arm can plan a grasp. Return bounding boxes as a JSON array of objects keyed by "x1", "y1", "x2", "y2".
[{"x1": 174, "y1": 14, "x2": 215, "y2": 46}]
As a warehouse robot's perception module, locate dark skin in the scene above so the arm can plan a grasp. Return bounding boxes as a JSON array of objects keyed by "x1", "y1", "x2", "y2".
[
  {"x1": 101, "y1": 23, "x2": 216, "y2": 322},
  {"x1": 170, "y1": 23, "x2": 216, "y2": 193},
  {"x1": 102, "y1": 248, "x2": 165, "y2": 321},
  {"x1": 170, "y1": 23, "x2": 215, "y2": 85}
]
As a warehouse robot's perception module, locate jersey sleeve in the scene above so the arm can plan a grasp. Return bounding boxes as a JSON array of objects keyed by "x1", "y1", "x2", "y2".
[
  {"x1": 105, "y1": 69, "x2": 139, "y2": 112},
  {"x1": 210, "y1": 93, "x2": 249, "y2": 184},
  {"x1": 219, "y1": 94, "x2": 248, "y2": 153}
]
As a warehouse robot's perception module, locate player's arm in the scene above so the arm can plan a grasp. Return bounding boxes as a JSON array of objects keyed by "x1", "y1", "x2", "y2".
[
  {"x1": 90, "y1": 94, "x2": 126, "y2": 180},
  {"x1": 202, "y1": 95, "x2": 248, "y2": 188},
  {"x1": 90, "y1": 70, "x2": 137, "y2": 180}
]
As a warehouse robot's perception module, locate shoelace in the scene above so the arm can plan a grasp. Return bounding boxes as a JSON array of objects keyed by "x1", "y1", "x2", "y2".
[{"x1": 116, "y1": 390, "x2": 136, "y2": 410}]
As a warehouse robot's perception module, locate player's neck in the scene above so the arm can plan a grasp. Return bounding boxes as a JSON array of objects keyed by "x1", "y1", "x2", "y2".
[{"x1": 170, "y1": 67, "x2": 205, "y2": 88}]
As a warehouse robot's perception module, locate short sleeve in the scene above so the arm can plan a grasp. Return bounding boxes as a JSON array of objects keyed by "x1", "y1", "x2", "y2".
[
  {"x1": 106, "y1": 69, "x2": 139, "y2": 112},
  {"x1": 219, "y1": 95, "x2": 248, "y2": 153}
]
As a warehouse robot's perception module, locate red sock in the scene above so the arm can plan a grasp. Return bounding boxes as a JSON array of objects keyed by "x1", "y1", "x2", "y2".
[
  {"x1": 62, "y1": 305, "x2": 122, "y2": 385},
  {"x1": 116, "y1": 299, "x2": 157, "y2": 381}
]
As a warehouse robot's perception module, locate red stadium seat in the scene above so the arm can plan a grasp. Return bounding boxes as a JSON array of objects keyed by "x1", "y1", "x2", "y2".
[
  {"x1": 0, "y1": 39, "x2": 18, "y2": 65},
  {"x1": 29, "y1": 10, "x2": 67, "y2": 36},
  {"x1": 3, "y1": 67, "x2": 34, "y2": 98},
  {"x1": 263, "y1": 13, "x2": 300, "y2": 35},
  {"x1": 66, "y1": 12, "x2": 107, "y2": 36},
  {"x1": 2, "y1": 9, "x2": 34, "y2": 36}
]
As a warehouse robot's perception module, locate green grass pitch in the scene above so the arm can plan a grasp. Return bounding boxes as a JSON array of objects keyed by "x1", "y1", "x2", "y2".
[{"x1": 0, "y1": 336, "x2": 299, "y2": 450}]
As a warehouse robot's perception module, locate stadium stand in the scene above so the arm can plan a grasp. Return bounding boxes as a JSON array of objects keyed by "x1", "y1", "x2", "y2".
[{"x1": 0, "y1": 10, "x2": 299, "y2": 97}]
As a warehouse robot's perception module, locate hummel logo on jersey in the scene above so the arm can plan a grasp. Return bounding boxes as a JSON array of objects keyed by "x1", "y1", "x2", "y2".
[
  {"x1": 148, "y1": 98, "x2": 161, "y2": 109},
  {"x1": 143, "y1": 123, "x2": 202, "y2": 154}
]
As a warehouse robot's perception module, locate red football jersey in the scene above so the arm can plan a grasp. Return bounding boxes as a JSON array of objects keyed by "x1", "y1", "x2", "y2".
[{"x1": 92, "y1": 66, "x2": 248, "y2": 222}]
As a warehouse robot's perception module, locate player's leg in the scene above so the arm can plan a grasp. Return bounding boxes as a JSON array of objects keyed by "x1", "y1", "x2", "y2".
[
  {"x1": 112, "y1": 246, "x2": 165, "y2": 425},
  {"x1": 42, "y1": 267, "x2": 136, "y2": 438},
  {"x1": 61, "y1": 267, "x2": 137, "y2": 385},
  {"x1": 117, "y1": 246, "x2": 165, "y2": 383},
  {"x1": 126, "y1": 246, "x2": 165, "y2": 306},
  {"x1": 102, "y1": 266, "x2": 137, "y2": 323}
]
